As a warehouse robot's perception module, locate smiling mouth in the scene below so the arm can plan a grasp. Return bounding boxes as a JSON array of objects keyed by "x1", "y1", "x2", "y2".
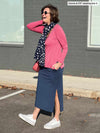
[{"x1": 43, "y1": 17, "x2": 46, "y2": 19}]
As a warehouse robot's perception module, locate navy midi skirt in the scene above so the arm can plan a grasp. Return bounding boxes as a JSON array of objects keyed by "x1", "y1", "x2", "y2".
[{"x1": 35, "y1": 67, "x2": 64, "y2": 113}]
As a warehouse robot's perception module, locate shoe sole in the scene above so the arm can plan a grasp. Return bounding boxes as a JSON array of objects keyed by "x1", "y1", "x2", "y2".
[
  {"x1": 44, "y1": 124, "x2": 61, "y2": 129},
  {"x1": 18, "y1": 114, "x2": 36, "y2": 126}
]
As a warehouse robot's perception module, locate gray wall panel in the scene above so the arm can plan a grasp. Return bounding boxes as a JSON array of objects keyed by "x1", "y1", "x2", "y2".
[{"x1": 0, "y1": 0, "x2": 100, "y2": 78}]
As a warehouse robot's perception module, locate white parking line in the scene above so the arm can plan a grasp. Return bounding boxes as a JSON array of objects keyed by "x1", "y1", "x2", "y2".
[{"x1": 0, "y1": 90, "x2": 26, "y2": 100}]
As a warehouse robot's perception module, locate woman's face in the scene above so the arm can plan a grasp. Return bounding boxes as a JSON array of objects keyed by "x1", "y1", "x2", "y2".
[{"x1": 42, "y1": 8, "x2": 51, "y2": 25}]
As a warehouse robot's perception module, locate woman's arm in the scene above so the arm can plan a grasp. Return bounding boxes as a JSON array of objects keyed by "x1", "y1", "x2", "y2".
[
  {"x1": 55, "y1": 25, "x2": 68, "y2": 64},
  {"x1": 52, "y1": 25, "x2": 68, "y2": 70},
  {"x1": 26, "y1": 20, "x2": 44, "y2": 34}
]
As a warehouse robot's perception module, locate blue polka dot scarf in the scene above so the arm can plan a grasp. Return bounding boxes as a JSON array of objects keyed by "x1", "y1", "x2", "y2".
[{"x1": 34, "y1": 22, "x2": 56, "y2": 67}]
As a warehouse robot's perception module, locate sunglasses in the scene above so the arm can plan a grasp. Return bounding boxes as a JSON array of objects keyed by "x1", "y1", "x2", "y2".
[{"x1": 41, "y1": 11, "x2": 50, "y2": 15}]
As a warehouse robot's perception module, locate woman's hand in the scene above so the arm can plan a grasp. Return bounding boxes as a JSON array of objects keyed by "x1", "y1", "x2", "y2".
[{"x1": 52, "y1": 62, "x2": 62, "y2": 70}]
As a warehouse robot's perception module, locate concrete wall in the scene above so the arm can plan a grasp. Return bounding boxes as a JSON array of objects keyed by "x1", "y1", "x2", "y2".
[{"x1": 0, "y1": 0, "x2": 100, "y2": 78}]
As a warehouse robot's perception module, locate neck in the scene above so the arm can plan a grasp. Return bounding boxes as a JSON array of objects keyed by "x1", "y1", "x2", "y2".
[{"x1": 47, "y1": 21, "x2": 51, "y2": 25}]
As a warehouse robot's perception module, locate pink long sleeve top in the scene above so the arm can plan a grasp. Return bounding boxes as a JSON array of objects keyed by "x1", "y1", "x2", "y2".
[{"x1": 27, "y1": 20, "x2": 68, "y2": 69}]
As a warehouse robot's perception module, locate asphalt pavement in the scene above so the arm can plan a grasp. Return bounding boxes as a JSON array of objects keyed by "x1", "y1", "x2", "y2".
[{"x1": 1, "y1": 88, "x2": 100, "y2": 133}]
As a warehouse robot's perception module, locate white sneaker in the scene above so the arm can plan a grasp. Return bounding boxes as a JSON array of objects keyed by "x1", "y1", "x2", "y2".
[
  {"x1": 44, "y1": 117, "x2": 61, "y2": 129},
  {"x1": 18, "y1": 113, "x2": 36, "y2": 126}
]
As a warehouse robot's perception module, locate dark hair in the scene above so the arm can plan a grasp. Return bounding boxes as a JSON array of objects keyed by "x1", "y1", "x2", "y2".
[{"x1": 41, "y1": 4, "x2": 59, "y2": 23}]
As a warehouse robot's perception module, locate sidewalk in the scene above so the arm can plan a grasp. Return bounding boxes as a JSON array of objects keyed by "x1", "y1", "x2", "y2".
[{"x1": 0, "y1": 69, "x2": 100, "y2": 98}]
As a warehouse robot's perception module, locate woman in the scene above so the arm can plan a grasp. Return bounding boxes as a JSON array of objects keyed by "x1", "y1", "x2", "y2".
[{"x1": 19, "y1": 4, "x2": 68, "y2": 129}]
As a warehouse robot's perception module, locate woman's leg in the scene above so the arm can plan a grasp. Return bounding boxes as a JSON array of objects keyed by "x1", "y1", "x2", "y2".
[
  {"x1": 33, "y1": 107, "x2": 40, "y2": 120},
  {"x1": 54, "y1": 90, "x2": 60, "y2": 121}
]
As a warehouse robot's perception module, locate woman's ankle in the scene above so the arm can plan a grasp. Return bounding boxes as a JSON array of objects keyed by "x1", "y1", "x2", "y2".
[
  {"x1": 33, "y1": 112, "x2": 39, "y2": 120},
  {"x1": 32, "y1": 108, "x2": 40, "y2": 120},
  {"x1": 33, "y1": 115, "x2": 37, "y2": 120},
  {"x1": 54, "y1": 116, "x2": 60, "y2": 121}
]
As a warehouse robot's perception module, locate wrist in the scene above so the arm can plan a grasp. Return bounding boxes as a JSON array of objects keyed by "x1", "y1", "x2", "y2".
[{"x1": 57, "y1": 62, "x2": 62, "y2": 66}]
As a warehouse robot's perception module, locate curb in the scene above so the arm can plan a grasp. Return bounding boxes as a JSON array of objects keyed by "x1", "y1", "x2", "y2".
[
  {"x1": 0, "y1": 70, "x2": 100, "y2": 99},
  {"x1": 0, "y1": 80, "x2": 100, "y2": 99}
]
